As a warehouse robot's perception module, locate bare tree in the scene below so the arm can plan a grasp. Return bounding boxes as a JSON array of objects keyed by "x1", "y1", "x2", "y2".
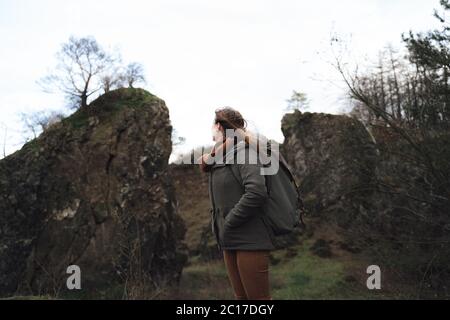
[
  {"x1": 330, "y1": 32, "x2": 450, "y2": 295},
  {"x1": 38, "y1": 36, "x2": 115, "y2": 109},
  {"x1": 285, "y1": 90, "x2": 310, "y2": 112},
  {"x1": 19, "y1": 112, "x2": 38, "y2": 140},
  {"x1": 121, "y1": 62, "x2": 146, "y2": 88},
  {"x1": 331, "y1": 39, "x2": 444, "y2": 179},
  {"x1": 19, "y1": 110, "x2": 65, "y2": 141},
  {"x1": 100, "y1": 72, "x2": 123, "y2": 93},
  {"x1": 171, "y1": 128, "x2": 186, "y2": 147},
  {"x1": 99, "y1": 50, "x2": 124, "y2": 93}
]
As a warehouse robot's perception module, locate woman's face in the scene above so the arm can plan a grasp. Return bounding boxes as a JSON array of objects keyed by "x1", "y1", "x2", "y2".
[{"x1": 211, "y1": 121, "x2": 224, "y2": 142}]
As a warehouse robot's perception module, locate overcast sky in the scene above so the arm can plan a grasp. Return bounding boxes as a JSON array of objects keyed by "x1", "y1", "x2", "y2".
[{"x1": 0, "y1": 0, "x2": 442, "y2": 162}]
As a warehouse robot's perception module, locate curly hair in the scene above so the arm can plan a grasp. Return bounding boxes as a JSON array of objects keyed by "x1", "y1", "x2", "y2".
[{"x1": 214, "y1": 107, "x2": 248, "y2": 131}]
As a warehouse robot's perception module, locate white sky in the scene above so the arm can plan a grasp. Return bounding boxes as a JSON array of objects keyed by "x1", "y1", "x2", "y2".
[{"x1": 0, "y1": 0, "x2": 442, "y2": 162}]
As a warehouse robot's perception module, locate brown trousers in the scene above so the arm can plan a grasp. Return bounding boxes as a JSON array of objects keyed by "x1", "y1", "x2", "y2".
[{"x1": 222, "y1": 249, "x2": 272, "y2": 300}]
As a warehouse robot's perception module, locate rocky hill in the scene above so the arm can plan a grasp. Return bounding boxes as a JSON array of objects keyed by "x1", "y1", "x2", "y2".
[
  {"x1": 281, "y1": 110, "x2": 379, "y2": 229},
  {"x1": 0, "y1": 88, "x2": 188, "y2": 298}
]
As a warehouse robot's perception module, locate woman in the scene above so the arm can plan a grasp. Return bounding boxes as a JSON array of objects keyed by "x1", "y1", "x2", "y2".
[{"x1": 198, "y1": 107, "x2": 276, "y2": 300}]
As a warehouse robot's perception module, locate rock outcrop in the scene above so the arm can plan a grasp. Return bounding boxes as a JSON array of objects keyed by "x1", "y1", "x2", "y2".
[
  {"x1": 0, "y1": 88, "x2": 187, "y2": 298},
  {"x1": 281, "y1": 110, "x2": 450, "y2": 295},
  {"x1": 281, "y1": 110, "x2": 379, "y2": 228}
]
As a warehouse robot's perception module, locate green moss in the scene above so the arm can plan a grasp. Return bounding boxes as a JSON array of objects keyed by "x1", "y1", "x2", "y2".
[
  {"x1": 281, "y1": 110, "x2": 302, "y2": 133},
  {"x1": 90, "y1": 87, "x2": 159, "y2": 114},
  {"x1": 62, "y1": 88, "x2": 161, "y2": 130},
  {"x1": 63, "y1": 109, "x2": 89, "y2": 129},
  {"x1": 22, "y1": 138, "x2": 40, "y2": 152}
]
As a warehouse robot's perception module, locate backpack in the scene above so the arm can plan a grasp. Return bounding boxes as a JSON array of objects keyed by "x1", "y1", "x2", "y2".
[{"x1": 226, "y1": 141, "x2": 306, "y2": 236}]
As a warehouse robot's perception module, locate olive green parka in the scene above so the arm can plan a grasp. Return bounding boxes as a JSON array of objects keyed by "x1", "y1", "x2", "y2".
[{"x1": 208, "y1": 140, "x2": 276, "y2": 251}]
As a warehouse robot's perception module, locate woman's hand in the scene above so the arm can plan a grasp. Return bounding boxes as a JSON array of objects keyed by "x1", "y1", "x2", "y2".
[
  {"x1": 198, "y1": 154, "x2": 209, "y2": 170},
  {"x1": 198, "y1": 137, "x2": 235, "y2": 172}
]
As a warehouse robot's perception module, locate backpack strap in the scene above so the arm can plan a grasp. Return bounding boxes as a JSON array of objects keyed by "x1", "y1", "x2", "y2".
[
  {"x1": 225, "y1": 142, "x2": 271, "y2": 196},
  {"x1": 226, "y1": 144, "x2": 305, "y2": 227}
]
